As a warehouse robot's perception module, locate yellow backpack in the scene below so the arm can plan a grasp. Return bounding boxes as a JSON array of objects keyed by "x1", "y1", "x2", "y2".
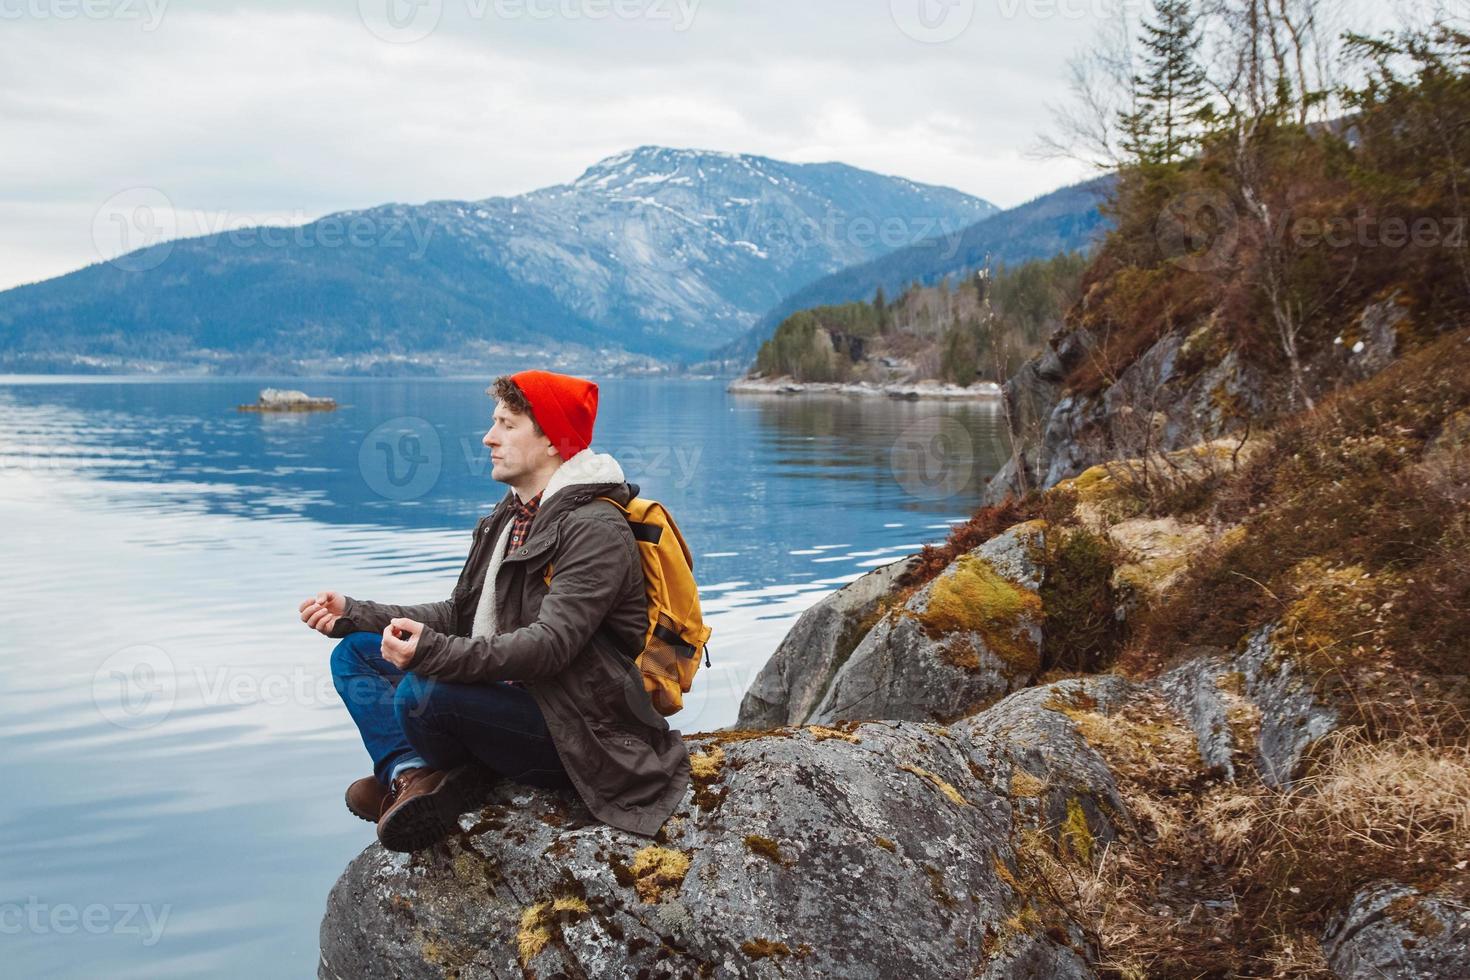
[{"x1": 545, "y1": 496, "x2": 713, "y2": 715}]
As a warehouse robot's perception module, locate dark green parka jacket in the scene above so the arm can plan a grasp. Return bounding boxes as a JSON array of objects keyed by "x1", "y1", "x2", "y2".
[{"x1": 335, "y1": 449, "x2": 690, "y2": 838}]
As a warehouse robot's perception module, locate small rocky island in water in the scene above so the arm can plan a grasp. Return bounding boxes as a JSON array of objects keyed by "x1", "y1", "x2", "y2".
[{"x1": 237, "y1": 388, "x2": 337, "y2": 412}]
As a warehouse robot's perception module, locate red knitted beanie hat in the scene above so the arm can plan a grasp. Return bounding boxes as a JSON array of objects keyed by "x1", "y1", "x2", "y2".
[{"x1": 508, "y1": 370, "x2": 598, "y2": 461}]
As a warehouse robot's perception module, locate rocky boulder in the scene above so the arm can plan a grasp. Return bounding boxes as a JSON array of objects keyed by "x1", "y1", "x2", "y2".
[
  {"x1": 238, "y1": 388, "x2": 337, "y2": 411},
  {"x1": 952, "y1": 676, "x2": 1139, "y2": 851},
  {"x1": 1321, "y1": 879, "x2": 1470, "y2": 979},
  {"x1": 735, "y1": 555, "x2": 918, "y2": 728},
  {"x1": 1155, "y1": 624, "x2": 1339, "y2": 788},
  {"x1": 807, "y1": 521, "x2": 1047, "y2": 725},
  {"x1": 983, "y1": 313, "x2": 1272, "y2": 505},
  {"x1": 1339, "y1": 290, "x2": 1409, "y2": 381},
  {"x1": 318, "y1": 676, "x2": 1159, "y2": 980}
]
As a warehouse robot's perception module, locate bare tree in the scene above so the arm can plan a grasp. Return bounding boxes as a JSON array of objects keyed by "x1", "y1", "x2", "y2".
[
  {"x1": 1030, "y1": 7, "x2": 1139, "y2": 169},
  {"x1": 1191, "y1": 0, "x2": 1355, "y2": 410},
  {"x1": 974, "y1": 262, "x2": 1034, "y2": 498},
  {"x1": 1196, "y1": 0, "x2": 1343, "y2": 125}
]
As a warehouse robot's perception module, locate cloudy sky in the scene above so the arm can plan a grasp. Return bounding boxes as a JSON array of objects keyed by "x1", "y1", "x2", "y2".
[{"x1": 0, "y1": 0, "x2": 1429, "y2": 291}]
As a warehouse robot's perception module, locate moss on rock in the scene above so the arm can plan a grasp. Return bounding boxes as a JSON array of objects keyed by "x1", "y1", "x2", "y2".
[
  {"x1": 744, "y1": 835, "x2": 787, "y2": 864},
  {"x1": 1060, "y1": 798, "x2": 1095, "y2": 864},
  {"x1": 898, "y1": 763, "x2": 970, "y2": 806},
  {"x1": 625, "y1": 846, "x2": 692, "y2": 904},
  {"x1": 1009, "y1": 769, "x2": 1047, "y2": 798},
  {"x1": 915, "y1": 552, "x2": 1043, "y2": 674},
  {"x1": 515, "y1": 893, "x2": 590, "y2": 966}
]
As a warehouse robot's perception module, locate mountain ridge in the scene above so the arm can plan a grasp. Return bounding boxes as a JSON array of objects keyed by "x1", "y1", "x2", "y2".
[
  {"x1": 707, "y1": 173, "x2": 1115, "y2": 369},
  {"x1": 0, "y1": 146, "x2": 999, "y2": 374}
]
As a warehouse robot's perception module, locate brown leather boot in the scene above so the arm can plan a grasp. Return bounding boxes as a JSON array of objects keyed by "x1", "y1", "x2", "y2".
[
  {"x1": 376, "y1": 764, "x2": 491, "y2": 853},
  {"x1": 345, "y1": 776, "x2": 391, "y2": 823}
]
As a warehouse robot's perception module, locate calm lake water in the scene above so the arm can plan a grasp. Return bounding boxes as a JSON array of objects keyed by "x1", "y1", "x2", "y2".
[{"x1": 0, "y1": 374, "x2": 1009, "y2": 978}]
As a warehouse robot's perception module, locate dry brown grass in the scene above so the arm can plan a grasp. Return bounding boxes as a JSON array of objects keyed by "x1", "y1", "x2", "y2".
[
  {"x1": 1010, "y1": 717, "x2": 1470, "y2": 978},
  {"x1": 1251, "y1": 728, "x2": 1470, "y2": 911},
  {"x1": 1134, "y1": 330, "x2": 1470, "y2": 739}
]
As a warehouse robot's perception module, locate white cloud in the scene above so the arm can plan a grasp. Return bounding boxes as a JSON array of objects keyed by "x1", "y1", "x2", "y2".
[{"x1": 0, "y1": 0, "x2": 1428, "y2": 290}]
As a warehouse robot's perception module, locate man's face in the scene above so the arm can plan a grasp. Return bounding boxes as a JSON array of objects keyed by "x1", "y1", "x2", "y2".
[{"x1": 484, "y1": 401, "x2": 553, "y2": 484}]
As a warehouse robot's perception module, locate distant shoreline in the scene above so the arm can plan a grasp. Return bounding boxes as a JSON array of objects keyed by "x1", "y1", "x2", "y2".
[
  {"x1": 0, "y1": 351, "x2": 734, "y2": 381},
  {"x1": 0, "y1": 367, "x2": 737, "y2": 383},
  {"x1": 727, "y1": 376, "x2": 1003, "y2": 401}
]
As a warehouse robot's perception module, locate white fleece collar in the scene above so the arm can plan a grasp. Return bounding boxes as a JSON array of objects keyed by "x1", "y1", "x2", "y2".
[{"x1": 537, "y1": 447, "x2": 625, "y2": 506}]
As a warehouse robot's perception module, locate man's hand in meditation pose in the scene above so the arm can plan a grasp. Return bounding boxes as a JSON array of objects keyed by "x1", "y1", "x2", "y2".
[{"x1": 381, "y1": 618, "x2": 423, "y2": 669}]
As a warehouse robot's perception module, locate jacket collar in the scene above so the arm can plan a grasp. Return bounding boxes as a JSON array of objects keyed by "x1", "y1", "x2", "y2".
[
  {"x1": 540, "y1": 447, "x2": 626, "y2": 506},
  {"x1": 487, "y1": 448, "x2": 639, "y2": 561}
]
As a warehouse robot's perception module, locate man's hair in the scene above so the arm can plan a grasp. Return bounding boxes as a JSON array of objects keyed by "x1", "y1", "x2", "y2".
[{"x1": 488, "y1": 376, "x2": 545, "y2": 436}]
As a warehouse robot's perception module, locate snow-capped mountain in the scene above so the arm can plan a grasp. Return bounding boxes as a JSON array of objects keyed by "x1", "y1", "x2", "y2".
[{"x1": 0, "y1": 146, "x2": 997, "y2": 372}]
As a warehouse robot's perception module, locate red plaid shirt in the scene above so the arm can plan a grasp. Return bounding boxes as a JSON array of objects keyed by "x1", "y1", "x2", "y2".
[
  {"x1": 507, "y1": 489, "x2": 542, "y2": 552},
  {"x1": 501, "y1": 489, "x2": 542, "y2": 688}
]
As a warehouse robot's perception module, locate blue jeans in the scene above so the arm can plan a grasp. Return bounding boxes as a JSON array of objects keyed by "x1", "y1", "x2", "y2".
[{"x1": 329, "y1": 631, "x2": 574, "y2": 792}]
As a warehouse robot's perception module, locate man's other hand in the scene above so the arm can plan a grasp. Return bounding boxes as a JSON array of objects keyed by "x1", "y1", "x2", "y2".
[
  {"x1": 382, "y1": 618, "x2": 423, "y2": 668},
  {"x1": 299, "y1": 590, "x2": 346, "y2": 636}
]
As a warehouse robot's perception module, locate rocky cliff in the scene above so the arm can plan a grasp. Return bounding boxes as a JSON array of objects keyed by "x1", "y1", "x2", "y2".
[{"x1": 980, "y1": 291, "x2": 1416, "y2": 506}]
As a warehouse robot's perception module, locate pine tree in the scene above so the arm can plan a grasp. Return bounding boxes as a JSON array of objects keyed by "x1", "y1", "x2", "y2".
[
  {"x1": 1119, "y1": 0, "x2": 1212, "y2": 165},
  {"x1": 873, "y1": 285, "x2": 891, "y2": 336}
]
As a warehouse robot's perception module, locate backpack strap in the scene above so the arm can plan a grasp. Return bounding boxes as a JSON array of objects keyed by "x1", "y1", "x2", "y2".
[{"x1": 596, "y1": 495, "x2": 663, "y2": 545}]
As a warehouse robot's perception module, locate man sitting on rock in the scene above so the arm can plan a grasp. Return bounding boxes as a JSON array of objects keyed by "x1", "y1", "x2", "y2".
[{"x1": 298, "y1": 370, "x2": 691, "y2": 851}]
